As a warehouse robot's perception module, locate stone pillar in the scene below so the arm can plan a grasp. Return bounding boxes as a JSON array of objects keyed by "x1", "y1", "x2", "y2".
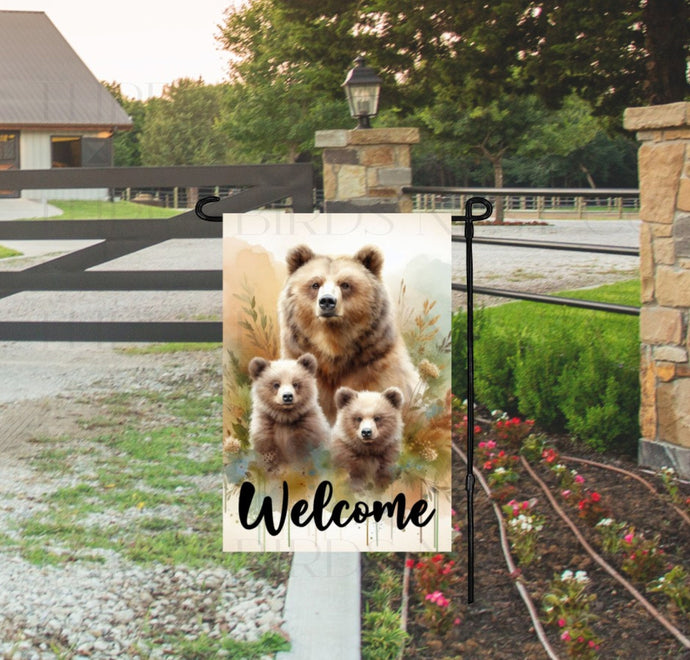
[
  {"x1": 624, "y1": 102, "x2": 690, "y2": 477},
  {"x1": 314, "y1": 127, "x2": 419, "y2": 213}
]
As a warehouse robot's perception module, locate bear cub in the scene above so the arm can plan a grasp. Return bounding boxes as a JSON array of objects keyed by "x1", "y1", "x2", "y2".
[
  {"x1": 331, "y1": 386, "x2": 404, "y2": 492},
  {"x1": 248, "y1": 353, "x2": 330, "y2": 473}
]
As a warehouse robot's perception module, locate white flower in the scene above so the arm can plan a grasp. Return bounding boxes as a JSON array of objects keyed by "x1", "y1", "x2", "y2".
[
  {"x1": 574, "y1": 571, "x2": 589, "y2": 584},
  {"x1": 561, "y1": 569, "x2": 574, "y2": 581},
  {"x1": 494, "y1": 467, "x2": 506, "y2": 475},
  {"x1": 596, "y1": 518, "x2": 613, "y2": 527}
]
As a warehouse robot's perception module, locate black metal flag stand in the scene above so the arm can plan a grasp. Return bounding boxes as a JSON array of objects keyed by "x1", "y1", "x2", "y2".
[{"x1": 453, "y1": 196, "x2": 493, "y2": 604}]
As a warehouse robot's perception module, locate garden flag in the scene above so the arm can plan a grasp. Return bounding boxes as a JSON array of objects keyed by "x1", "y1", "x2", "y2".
[{"x1": 222, "y1": 212, "x2": 453, "y2": 552}]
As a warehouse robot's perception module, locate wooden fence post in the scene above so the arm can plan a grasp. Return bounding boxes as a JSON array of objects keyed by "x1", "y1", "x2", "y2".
[{"x1": 624, "y1": 102, "x2": 690, "y2": 478}]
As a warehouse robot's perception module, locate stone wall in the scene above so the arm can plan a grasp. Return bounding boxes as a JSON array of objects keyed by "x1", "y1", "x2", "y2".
[
  {"x1": 624, "y1": 102, "x2": 690, "y2": 476},
  {"x1": 315, "y1": 128, "x2": 419, "y2": 213}
]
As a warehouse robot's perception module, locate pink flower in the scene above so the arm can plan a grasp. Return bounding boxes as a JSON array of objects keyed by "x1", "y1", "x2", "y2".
[
  {"x1": 425, "y1": 590, "x2": 449, "y2": 607},
  {"x1": 588, "y1": 640, "x2": 597, "y2": 648},
  {"x1": 574, "y1": 474, "x2": 585, "y2": 485},
  {"x1": 561, "y1": 631, "x2": 571, "y2": 642},
  {"x1": 562, "y1": 489, "x2": 572, "y2": 498},
  {"x1": 454, "y1": 617, "x2": 461, "y2": 625},
  {"x1": 558, "y1": 618, "x2": 566, "y2": 628},
  {"x1": 624, "y1": 532, "x2": 634, "y2": 544},
  {"x1": 486, "y1": 440, "x2": 497, "y2": 450}
]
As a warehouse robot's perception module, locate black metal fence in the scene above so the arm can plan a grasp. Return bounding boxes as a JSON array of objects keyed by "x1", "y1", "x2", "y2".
[
  {"x1": 0, "y1": 164, "x2": 313, "y2": 342},
  {"x1": 405, "y1": 186, "x2": 641, "y2": 317}
]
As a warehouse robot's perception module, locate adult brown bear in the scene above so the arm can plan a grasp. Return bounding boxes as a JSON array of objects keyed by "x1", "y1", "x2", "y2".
[{"x1": 278, "y1": 244, "x2": 420, "y2": 422}]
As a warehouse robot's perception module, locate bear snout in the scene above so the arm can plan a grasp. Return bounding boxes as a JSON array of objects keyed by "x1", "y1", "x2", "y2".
[
  {"x1": 318, "y1": 293, "x2": 337, "y2": 315},
  {"x1": 359, "y1": 425, "x2": 375, "y2": 442},
  {"x1": 277, "y1": 385, "x2": 296, "y2": 406}
]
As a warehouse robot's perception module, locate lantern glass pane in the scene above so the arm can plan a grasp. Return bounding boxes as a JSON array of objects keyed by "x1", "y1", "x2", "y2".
[{"x1": 346, "y1": 84, "x2": 380, "y2": 118}]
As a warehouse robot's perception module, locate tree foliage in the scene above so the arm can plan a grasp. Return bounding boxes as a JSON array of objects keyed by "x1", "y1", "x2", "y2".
[
  {"x1": 139, "y1": 78, "x2": 228, "y2": 166},
  {"x1": 103, "y1": 82, "x2": 146, "y2": 167},
  {"x1": 109, "y1": 1, "x2": 688, "y2": 185}
]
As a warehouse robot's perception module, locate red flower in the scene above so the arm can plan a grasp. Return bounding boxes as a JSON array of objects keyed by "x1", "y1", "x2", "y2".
[
  {"x1": 484, "y1": 460, "x2": 493, "y2": 471},
  {"x1": 405, "y1": 558, "x2": 415, "y2": 568},
  {"x1": 590, "y1": 492, "x2": 601, "y2": 502}
]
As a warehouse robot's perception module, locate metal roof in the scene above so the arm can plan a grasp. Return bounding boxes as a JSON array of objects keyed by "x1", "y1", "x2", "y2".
[{"x1": 0, "y1": 11, "x2": 132, "y2": 129}]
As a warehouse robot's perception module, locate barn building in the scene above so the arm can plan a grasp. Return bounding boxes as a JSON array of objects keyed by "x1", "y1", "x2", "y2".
[{"x1": 0, "y1": 10, "x2": 131, "y2": 200}]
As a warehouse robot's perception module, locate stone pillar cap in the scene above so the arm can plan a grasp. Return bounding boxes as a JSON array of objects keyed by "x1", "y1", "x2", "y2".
[
  {"x1": 315, "y1": 127, "x2": 420, "y2": 148},
  {"x1": 624, "y1": 102, "x2": 690, "y2": 131}
]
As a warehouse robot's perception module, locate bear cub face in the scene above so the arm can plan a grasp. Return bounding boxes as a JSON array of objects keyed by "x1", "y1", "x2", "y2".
[
  {"x1": 248, "y1": 353, "x2": 319, "y2": 424},
  {"x1": 332, "y1": 386, "x2": 404, "y2": 492},
  {"x1": 248, "y1": 353, "x2": 329, "y2": 472}
]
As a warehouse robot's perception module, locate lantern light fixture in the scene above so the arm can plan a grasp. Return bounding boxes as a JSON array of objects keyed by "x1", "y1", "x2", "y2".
[{"x1": 342, "y1": 55, "x2": 382, "y2": 129}]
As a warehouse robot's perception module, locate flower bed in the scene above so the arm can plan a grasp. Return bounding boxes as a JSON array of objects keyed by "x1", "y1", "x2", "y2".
[{"x1": 361, "y1": 403, "x2": 690, "y2": 659}]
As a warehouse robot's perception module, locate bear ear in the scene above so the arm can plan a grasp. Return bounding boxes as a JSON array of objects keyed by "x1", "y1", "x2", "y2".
[
  {"x1": 297, "y1": 353, "x2": 317, "y2": 375},
  {"x1": 335, "y1": 387, "x2": 357, "y2": 410},
  {"x1": 382, "y1": 387, "x2": 404, "y2": 410},
  {"x1": 354, "y1": 246, "x2": 384, "y2": 278},
  {"x1": 286, "y1": 245, "x2": 315, "y2": 275},
  {"x1": 248, "y1": 357, "x2": 269, "y2": 381}
]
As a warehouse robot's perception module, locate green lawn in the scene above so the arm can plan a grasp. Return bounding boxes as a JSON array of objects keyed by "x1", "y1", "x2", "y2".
[
  {"x1": 0, "y1": 244, "x2": 21, "y2": 259},
  {"x1": 38, "y1": 199, "x2": 182, "y2": 220}
]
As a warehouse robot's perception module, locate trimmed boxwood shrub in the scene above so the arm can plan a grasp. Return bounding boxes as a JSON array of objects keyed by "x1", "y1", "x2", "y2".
[{"x1": 452, "y1": 281, "x2": 640, "y2": 454}]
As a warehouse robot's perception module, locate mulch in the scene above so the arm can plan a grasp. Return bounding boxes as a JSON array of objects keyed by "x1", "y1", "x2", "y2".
[{"x1": 362, "y1": 435, "x2": 690, "y2": 659}]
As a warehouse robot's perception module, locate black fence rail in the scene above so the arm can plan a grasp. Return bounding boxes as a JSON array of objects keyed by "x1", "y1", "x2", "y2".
[{"x1": 0, "y1": 164, "x2": 313, "y2": 342}]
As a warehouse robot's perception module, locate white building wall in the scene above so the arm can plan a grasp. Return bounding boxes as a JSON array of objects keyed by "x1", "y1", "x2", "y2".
[{"x1": 20, "y1": 129, "x2": 109, "y2": 201}]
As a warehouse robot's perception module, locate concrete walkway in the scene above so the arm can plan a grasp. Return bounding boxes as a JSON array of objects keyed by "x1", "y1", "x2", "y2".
[
  {"x1": 277, "y1": 552, "x2": 361, "y2": 660},
  {"x1": 0, "y1": 198, "x2": 62, "y2": 220}
]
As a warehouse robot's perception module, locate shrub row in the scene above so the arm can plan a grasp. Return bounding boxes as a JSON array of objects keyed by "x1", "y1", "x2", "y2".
[{"x1": 452, "y1": 281, "x2": 640, "y2": 454}]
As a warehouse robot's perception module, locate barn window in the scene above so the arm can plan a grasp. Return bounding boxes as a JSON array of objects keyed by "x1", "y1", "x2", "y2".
[
  {"x1": 51, "y1": 136, "x2": 112, "y2": 168},
  {"x1": 51, "y1": 136, "x2": 81, "y2": 167}
]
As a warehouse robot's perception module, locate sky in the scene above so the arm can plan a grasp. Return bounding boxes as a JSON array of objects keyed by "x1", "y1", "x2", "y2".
[{"x1": 3, "y1": 0, "x2": 241, "y2": 99}]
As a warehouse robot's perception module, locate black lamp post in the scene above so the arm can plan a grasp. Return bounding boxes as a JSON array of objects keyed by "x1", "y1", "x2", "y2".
[{"x1": 342, "y1": 55, "x2": 382, "y2": 129}]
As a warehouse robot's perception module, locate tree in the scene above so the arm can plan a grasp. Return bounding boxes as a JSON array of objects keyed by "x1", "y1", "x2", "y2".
[
  {"x1": 216, "y1": 0, "x2": 359, "y2": 162},
  {"x1": 517, "y1": 0, "x2": 690, "y2": 116},
  {"x1": 418, "y1": 95, "x2": 548, "y2": 221},
  {"x1": 139, "y1": 78, "x2": 228, "y2": 166},
  {"x1": 102, "y1": 82, "x2": 145, "y2": 167}
]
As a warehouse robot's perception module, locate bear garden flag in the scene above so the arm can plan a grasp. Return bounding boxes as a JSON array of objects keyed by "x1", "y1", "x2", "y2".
[{"x1": 222, "y1": 212, "x2": 452, "y2": 552}]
